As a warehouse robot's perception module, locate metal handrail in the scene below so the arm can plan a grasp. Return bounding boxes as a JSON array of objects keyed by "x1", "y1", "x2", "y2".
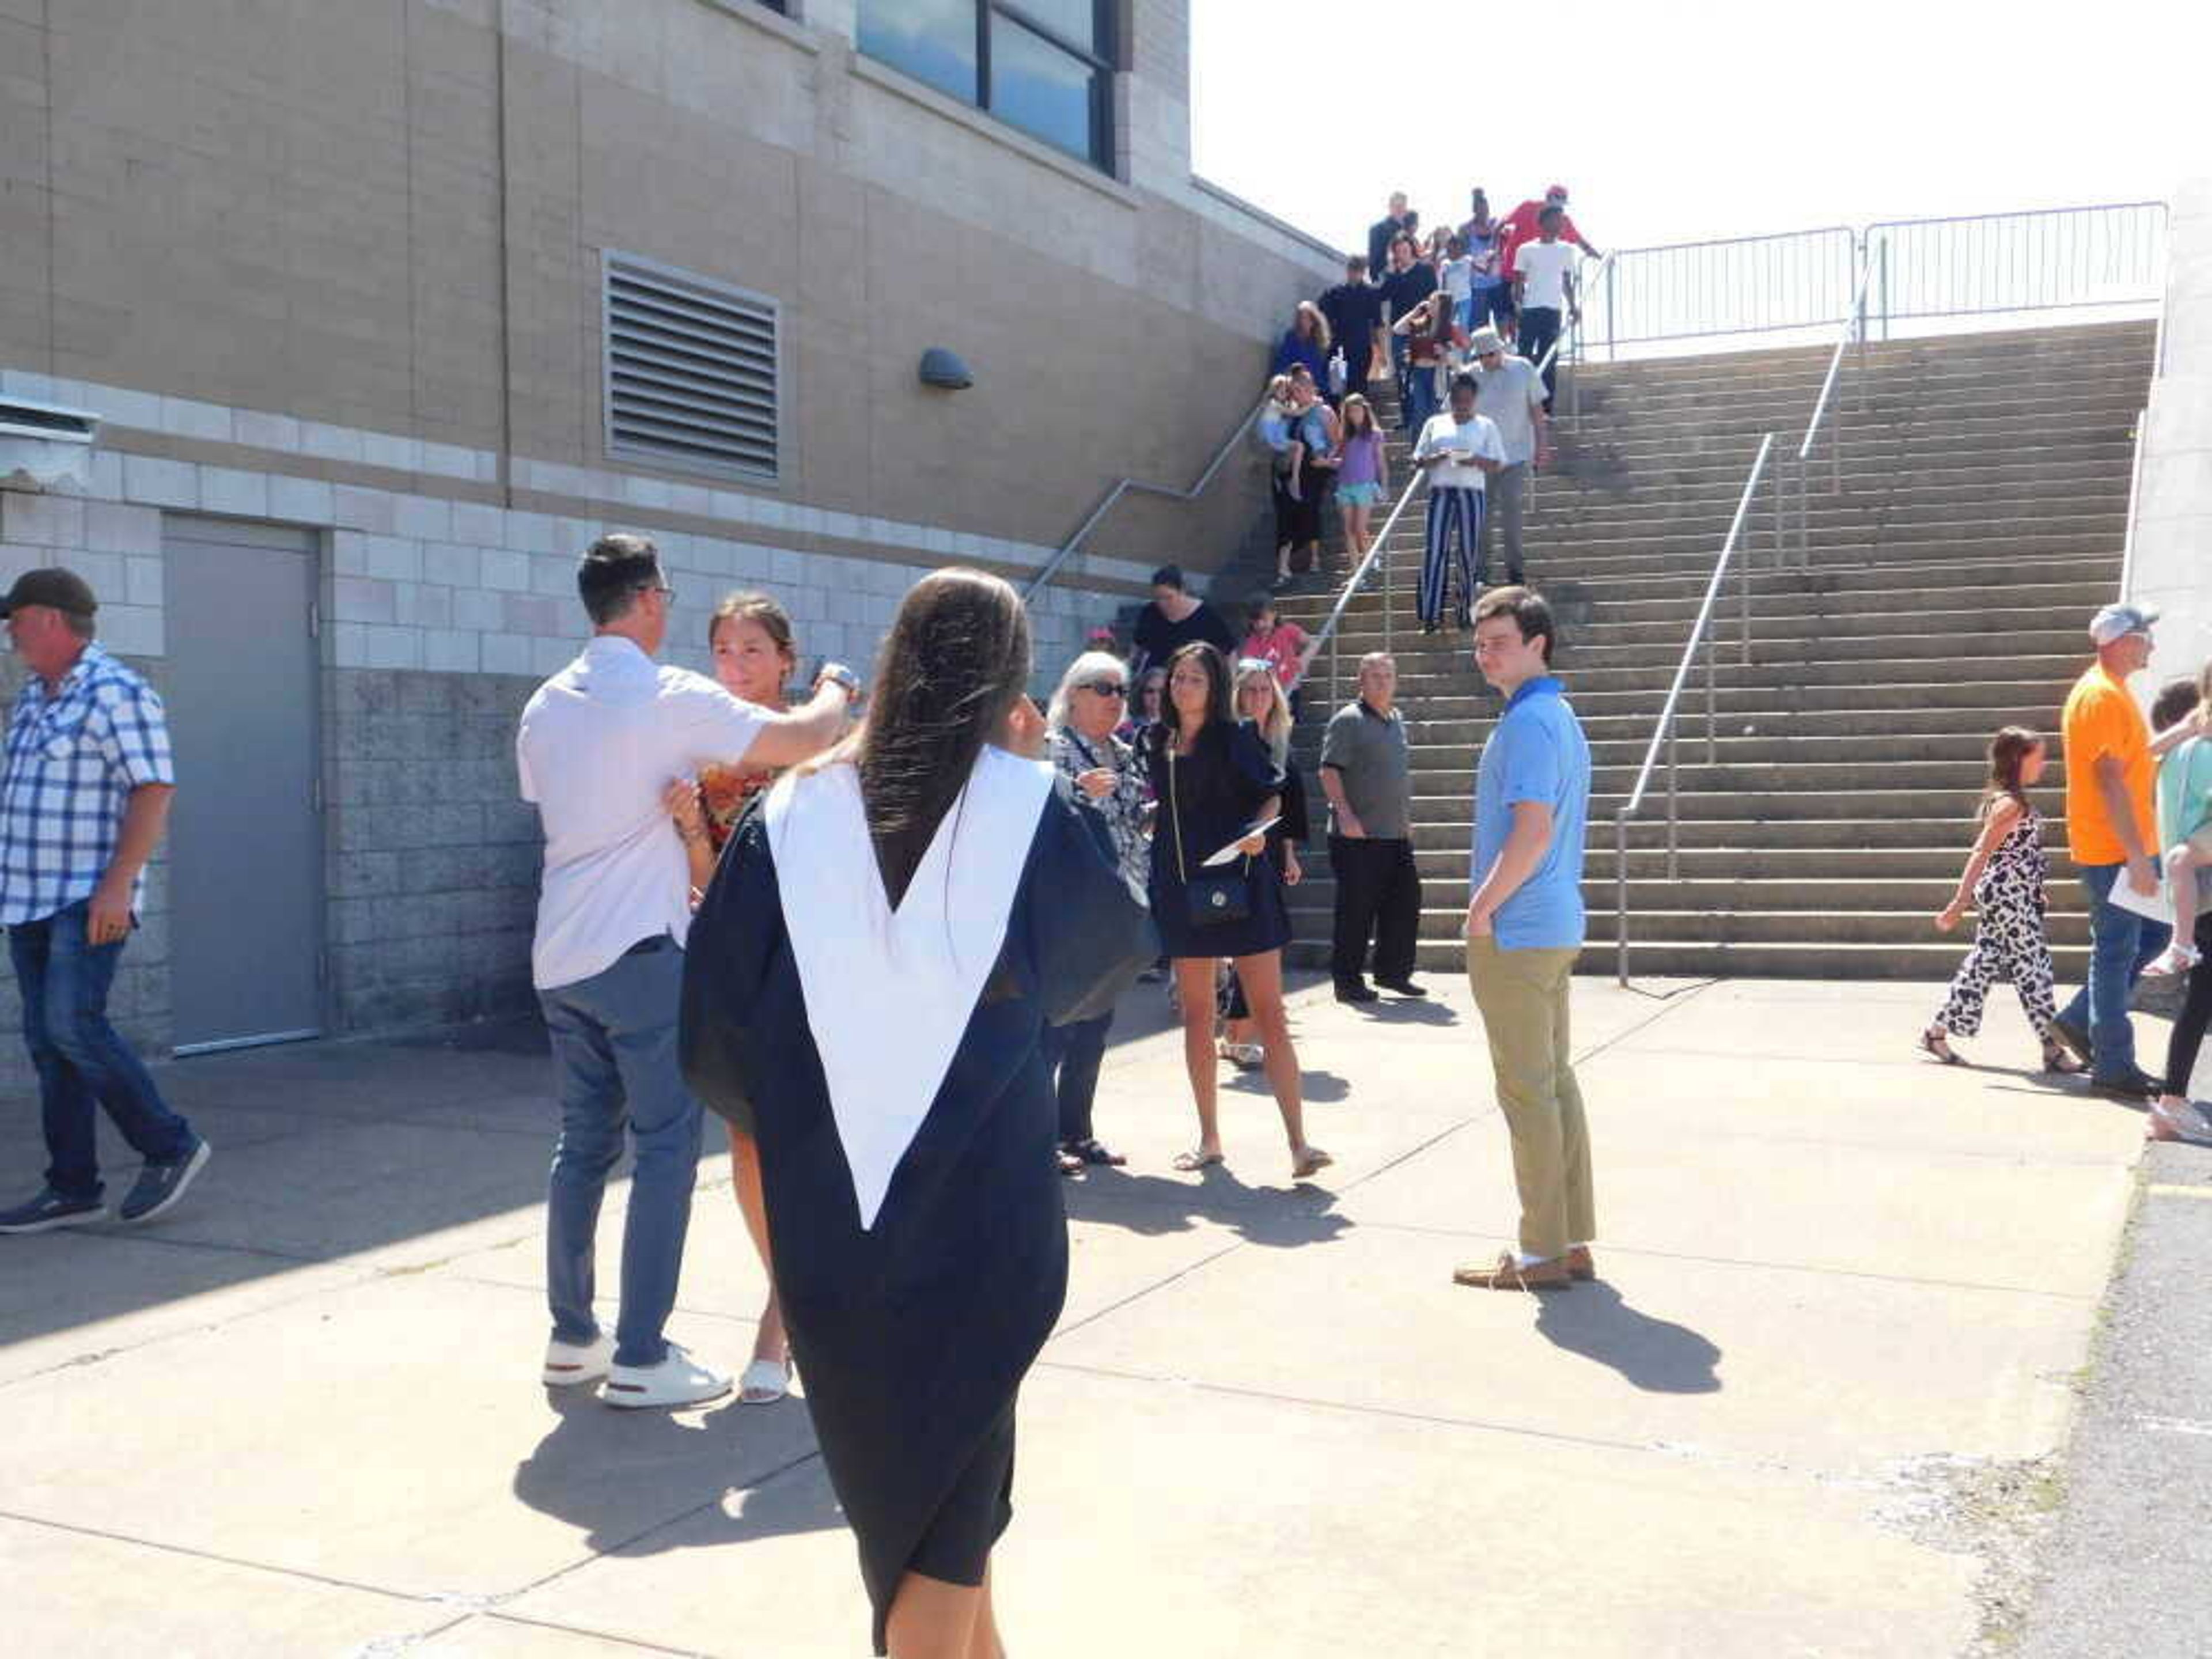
[
  {"x1": 1532, "y1": 251, "x2": 1614, "y2": 422},
  {"x1": 1777, "y1": 240, "x2": 1881, "y2": 562},
  {"x1": 1305, "y1": 471, "x2": 1426, "y2": 706},
  {"x1": 2120, "y1": 409, "x2": 2148, "y2": 599},
  {"x1": 1022, "y1": 392, "x2": 1271, "y2": 602},
  {"x1": 1798, "y1": 241, "x2": 1880, "y2": 467},
  {"x1": 1613, "y1": 433, "x2": 1778, "y2": 986}
]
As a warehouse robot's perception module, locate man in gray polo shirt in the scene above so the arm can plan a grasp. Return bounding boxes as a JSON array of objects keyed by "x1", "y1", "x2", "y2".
[
  {"x1": 1321, "y1": 652, "x2": 1425, "y2": 1003},
  {"x1": 1469, "y1": 327, "x2": 1551, "y2": 586}
]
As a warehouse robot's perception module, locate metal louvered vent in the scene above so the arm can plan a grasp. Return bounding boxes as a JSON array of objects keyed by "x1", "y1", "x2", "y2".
[{"x1": 603, "y1": 252, "x2": 780, "y2": 483}]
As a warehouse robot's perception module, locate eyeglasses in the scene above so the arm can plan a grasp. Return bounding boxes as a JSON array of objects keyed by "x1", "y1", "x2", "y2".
[{"x1": 1077, "y1": 680, "x2": 1127, "y2": 699}]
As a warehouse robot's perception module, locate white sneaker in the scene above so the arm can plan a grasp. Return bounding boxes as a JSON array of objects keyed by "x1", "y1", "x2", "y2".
[
  {"x1": 602, "y1": 1342, "x2": 732, "y2": 1410},
  {"x1": 541, "y1": 1330, "x2": 616, "y2": 1388}
]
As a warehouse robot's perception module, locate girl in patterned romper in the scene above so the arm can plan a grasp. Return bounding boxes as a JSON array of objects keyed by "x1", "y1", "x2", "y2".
[{"x1": 1921, "y1": 726, "x2": 2085, "y2": 1073}]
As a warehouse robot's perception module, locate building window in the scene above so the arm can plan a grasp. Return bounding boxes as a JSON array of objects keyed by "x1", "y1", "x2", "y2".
[
  {"x1": 858, "y1": 1, "x2": 1116, "y2": 171},
  {"x1": 603, "y1": 252, "x2": 781, "y2": 484}
]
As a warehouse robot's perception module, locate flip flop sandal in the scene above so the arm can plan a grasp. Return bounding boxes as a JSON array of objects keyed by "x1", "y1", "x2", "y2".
[
  {"x1": 2040, "y1": 1043, "x2": 2086, "y2": 1075},
  {"x1": 1291, "y1": 1146, "x2": 1334, "y2": 1180},
  {"x1": 1172, "y1": 1149, "x2": 1225, "y2": 1172},
  {"x1": 1076, "y1": 1139, "x2": 1126, "y2": 1167}
]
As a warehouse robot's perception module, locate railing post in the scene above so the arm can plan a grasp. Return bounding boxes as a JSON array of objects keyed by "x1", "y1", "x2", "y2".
[
  {"x1": 1615, "y1": 812, "x2": 1628, "y2": 987},
  {"x1": 1877, "y1": 236, "x2": 1889, "y2": 341},
  {"x1": 1740, "y1": 516, "x2": 1752, "y2": 665},
  {"x1": 1605, "y1": 260, "x2": 1616, "y2": 361},
  {"x1": 1704, "y1": 634, "x2": 1716, "y2": 763},
  {"x1": 1665, "y1": 726, "x2": 1679, "y2": 880}
]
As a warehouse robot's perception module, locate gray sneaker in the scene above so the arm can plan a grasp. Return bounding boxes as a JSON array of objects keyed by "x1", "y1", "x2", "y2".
[
  {"x1": 118, "y1": 1138, "x2": 212, "y2": 1225},
  {"x1": 0, "y1": 1188, "x2": 108, "y2": 1234}
]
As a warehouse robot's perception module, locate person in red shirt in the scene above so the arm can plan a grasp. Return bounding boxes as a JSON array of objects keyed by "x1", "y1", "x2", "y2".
[
  {"x1": 1498, "y1": 184, "x2": 1603, "y2": 280},
  {"x1": 1242, "y1": 594, "x2": 1320, "y2": 719}
]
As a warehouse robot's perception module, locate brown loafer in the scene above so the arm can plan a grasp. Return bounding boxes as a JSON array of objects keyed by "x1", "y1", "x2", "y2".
[
  {"x1": 1566, "y1": 1245, "x2": 1596, "y2": 1282},
  {"x1": 1452, "y1": 1252, "x2": 1571, "y2": 1291}
]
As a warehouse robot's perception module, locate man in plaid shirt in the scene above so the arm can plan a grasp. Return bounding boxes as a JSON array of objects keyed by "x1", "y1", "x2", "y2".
[{"x1": 0, "y1": 568, "x2": 210, "y2": 1234}]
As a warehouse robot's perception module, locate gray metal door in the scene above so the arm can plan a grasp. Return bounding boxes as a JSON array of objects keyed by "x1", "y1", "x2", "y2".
[{"x1": 162, "y1": 518, "x2": 324, "y2": 1053}]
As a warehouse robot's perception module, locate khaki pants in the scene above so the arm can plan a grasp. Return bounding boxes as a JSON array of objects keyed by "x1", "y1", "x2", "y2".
[{"x1": 1466, "y1": 935, "x2": 1593, "y2": 1261}]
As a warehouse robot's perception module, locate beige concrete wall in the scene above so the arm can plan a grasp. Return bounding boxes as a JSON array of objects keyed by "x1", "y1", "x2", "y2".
[
  {"x1": 1, "y1": 0, "x2": 1338, "y2": 584},
  {"x1": 2129, "y1": 175, "x2": 2212, "y2": 688}
]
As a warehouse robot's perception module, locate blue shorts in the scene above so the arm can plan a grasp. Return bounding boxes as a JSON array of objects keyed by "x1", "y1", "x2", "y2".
[{"x1": 1336, "y1": 481, "x2": 1382, "y2": 508}]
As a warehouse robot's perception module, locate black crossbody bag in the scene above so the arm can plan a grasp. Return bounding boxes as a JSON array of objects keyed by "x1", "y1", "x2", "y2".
[{"x1": 1168, "y1": 742, "x2": 1252, "y2": 928}]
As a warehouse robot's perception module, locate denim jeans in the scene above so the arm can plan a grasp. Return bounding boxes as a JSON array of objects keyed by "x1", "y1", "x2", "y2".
[
  {"x1": 9, "y1": 898, "x2": 196, "y2": 1202},
  {"x1": 2056, "y1": 863, "x2": 2171, "y2": 1078},
  {"x1": 1041, "y1": 1012, "x2": 1113, "y2": 1145},
  {"x1": 1404, "y1": 363, "x2": 1441, "y2": 433},
  {"x1": 539, "y1": 938, "x2": 704, "y2": 1369}
]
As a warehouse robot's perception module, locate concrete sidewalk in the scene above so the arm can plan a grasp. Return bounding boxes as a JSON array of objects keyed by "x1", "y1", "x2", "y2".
[{"x1": 0, "y1": 974, "x2": 2167, "y2": 1657}]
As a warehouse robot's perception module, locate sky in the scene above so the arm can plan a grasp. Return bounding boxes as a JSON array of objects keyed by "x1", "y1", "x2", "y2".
[{"x1": 1190, "y1": 0, "x2": 2202, "y2": 259}]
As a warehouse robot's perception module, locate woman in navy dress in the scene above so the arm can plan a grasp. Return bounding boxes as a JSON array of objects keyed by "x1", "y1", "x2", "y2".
[
  {"x1": 681, "y1": 570, "x2": 1150, "y2": 1658},
  {"x1": 1139, "y1": 641, "x2": 1331, "y2": 1181}
]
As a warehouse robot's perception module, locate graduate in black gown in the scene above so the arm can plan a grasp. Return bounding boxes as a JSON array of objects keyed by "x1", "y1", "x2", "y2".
[{"x1": 680, "y1": 569, "x2": 1150, "y2": 1658}]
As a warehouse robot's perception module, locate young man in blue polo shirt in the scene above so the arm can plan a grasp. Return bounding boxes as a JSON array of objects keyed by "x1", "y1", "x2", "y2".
[{"x1": 1454, "y1": 587, "x2": 1596, "y2": 1291}]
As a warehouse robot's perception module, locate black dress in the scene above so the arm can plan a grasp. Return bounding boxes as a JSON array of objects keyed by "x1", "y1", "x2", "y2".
[
  {"x1": 1142, "y1": 719, "x2": 1291, "y2": 959},
  {"x1": 679, "y1": 749, "x2": 1150, "y2": 1656}
]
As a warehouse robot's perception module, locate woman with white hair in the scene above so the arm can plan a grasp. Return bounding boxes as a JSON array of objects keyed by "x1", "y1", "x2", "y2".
[{"x1": 1044, "y1": 650, "x2": 1154, "y2": 1172}]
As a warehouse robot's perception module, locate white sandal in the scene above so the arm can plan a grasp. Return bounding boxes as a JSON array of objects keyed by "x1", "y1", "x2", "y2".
[
  {"x1": 2143, "y1": 942, "x2": 2203, "y2": 979},
  {"x1": 738, "y1": 1357, "x2": 791, "y2": 1405}
]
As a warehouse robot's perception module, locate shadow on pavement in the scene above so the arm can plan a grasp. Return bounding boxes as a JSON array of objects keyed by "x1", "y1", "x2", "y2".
[
  {"x1": 1356, "y1": 998, "x2": 1460, "y2": 1027},
  {"x1": 1063, "y1": 1162, "x2": 1351, "y2": 1251},
  {"x1": 1533, "y1": 1280, "x2": 1723, "y2": 1395},
  {"x1": 512, "y1": 1389, "x2": 842, "y2": 1555},
  {"x1": 1225, "y1": 1067, "x2": 1350, "y2": 1102}
]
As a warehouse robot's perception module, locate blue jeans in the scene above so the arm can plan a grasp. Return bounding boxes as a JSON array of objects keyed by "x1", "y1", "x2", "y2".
[
  {"x1": 9, "y1": 899, "x2": 195, "y2": 1202},
  {"x1": 1404, "y1": 364, "x2": 1441, "y2": 433},
  {"x1": 1041, "y1": 1012, "x2": 1113, "y2": 1145},
  {"x1": 2056, "y1": 863, "x2": 2171, "y2": 1078},
  {"x1": 539, "y1": 938, "x2": 703, "y2": 1369}
]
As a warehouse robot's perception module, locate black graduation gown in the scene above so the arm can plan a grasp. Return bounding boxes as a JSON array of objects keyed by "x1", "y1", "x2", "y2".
[{"x1": 679, "y1": 766, "x2": 1150, "y2": 1655}]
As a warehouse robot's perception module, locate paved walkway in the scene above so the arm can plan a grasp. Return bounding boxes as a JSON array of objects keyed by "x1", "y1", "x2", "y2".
[{"x1": 0, "y1": 974, "x2": 2166, "y2": 1657}]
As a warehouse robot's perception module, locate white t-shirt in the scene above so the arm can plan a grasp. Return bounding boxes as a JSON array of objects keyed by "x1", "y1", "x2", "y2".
[
  {"x1": 1414, "y1": 411, "x2": 1506, "y2": 493},
  {"x1": 517, "y1": 635, "x2": 767, "y2": 990},
  {"x1": 1441, "y1": 256, "x2": 1475, "y2": 301},
  {"x1": 1516, "y1": 240, "x2": 1577, "y2": 310}
]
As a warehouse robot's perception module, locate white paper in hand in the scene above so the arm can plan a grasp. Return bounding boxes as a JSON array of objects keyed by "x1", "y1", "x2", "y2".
[
  {"x1": 2111, "y1": 872, "x2": 2173, "y2": 928},
  {"x1": 1203, "y1": 816, "x2": 1281, "y2": 867}
]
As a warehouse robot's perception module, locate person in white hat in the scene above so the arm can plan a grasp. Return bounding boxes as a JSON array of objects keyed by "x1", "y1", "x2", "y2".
[
  {"x1": 1468, "y1": 326, "x2": 1552, "y2": 585},
  {"x1": 2049, "y1": 603, "x2": 2171, "y2": 1097}
]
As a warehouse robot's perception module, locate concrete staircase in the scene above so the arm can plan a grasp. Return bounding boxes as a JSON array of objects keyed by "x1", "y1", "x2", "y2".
[{"x1": 1272, "y1": 319, "x2": 2153, "y2": 980}]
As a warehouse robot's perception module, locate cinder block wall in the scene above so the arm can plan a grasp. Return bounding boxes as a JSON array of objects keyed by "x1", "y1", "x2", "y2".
[{"x1": 0, "y1": 0, "x2": 1340, "y2": 1079}]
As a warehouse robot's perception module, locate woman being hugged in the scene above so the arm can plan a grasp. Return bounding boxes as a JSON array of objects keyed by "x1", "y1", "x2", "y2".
[
  {"x1": 681, "y1": 570, "x2": 1150, "y2": 1659},
  {"x1": 664, "y1": 591, "x2": 810, "y2": 1405},
  {"x1": 1141, "y1": 641, "x2": 1331, "y2": 1179},
  {"x1": 1043, "y1": 650, "x2": 1154, "y2": 1173},
  {"x1": 1921, "y1": 726, "x2": 2082, "y2": 1074}
]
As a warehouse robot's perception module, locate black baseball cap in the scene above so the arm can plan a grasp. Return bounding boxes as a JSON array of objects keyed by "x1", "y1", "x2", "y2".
[{"x1": 0, "y1": 567, "x2": 98, "y2": 619}]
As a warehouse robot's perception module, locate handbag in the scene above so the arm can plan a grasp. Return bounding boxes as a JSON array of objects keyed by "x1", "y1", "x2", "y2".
[{"x1": 1169, "y1": 743, "x2": 1252, "y2": 929}]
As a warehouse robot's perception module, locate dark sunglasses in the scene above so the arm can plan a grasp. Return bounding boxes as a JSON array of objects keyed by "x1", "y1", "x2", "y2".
[{"x1": 1077, "y1": 679, "x2": 1128, "y2": 698}]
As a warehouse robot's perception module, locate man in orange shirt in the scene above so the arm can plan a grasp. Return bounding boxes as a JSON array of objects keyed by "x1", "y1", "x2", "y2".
[{"x1": 2050, "y1": 603, "x2": 2171, "y2": 1097}]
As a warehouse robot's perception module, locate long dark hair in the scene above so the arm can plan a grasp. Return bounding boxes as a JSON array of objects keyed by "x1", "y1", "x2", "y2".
[
  {"x1": 1981, "y1": 725, "x2": 2041, "y2": 819},
  {"x1": 1160, "y1": 641, "x2": 1234, "y2": 747},
  {"x1": 855, "y1": 569, "x2": 1032, "y2": 907}
]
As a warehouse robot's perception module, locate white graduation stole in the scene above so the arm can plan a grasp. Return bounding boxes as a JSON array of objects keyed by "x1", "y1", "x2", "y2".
[{"x1": 766, "y1": 746, "x2": 1054, "y2": 1230}]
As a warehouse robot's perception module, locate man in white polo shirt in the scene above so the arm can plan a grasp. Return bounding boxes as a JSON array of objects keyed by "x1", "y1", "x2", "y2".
[{"x1": 518, "y1": 532, "x2": 855, "y2": 1408}]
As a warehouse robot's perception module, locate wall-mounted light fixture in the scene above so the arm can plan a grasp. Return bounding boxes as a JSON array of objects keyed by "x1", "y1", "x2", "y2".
[{"x1": 918, "y1": 348, "x2": 974, "y2": 391}]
